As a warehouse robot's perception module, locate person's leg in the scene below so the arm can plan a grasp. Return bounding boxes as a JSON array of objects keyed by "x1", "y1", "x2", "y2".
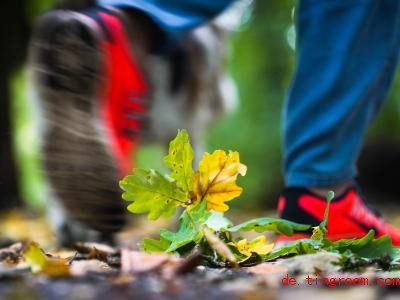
[
  {"x1": 278, "y1": 0, "x2": 400, "y2": 245},
  {"x1": 30, "y1": 7, "x2": 150, "y2": 244},
  {"x1": 284, "y1": 0, "x2": 400, "y2": 190},
  {"x1": 30, "y1": 0, "x2": 235, "y2": 245}
]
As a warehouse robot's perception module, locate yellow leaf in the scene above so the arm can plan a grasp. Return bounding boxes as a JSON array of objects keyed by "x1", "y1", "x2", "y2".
[
  {"x1": 24, "y1": 242, "x2": 70, "y2": 277},
  {"x1": 194, "y1": 150, "x2": 247, "y2": 212},
  {"x1": 229, "y1": 236, "x2": 274, "y2": 261}
]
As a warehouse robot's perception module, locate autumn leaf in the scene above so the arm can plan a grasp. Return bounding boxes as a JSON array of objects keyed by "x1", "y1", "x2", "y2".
[
  {"x1": 24, "y1": 242, "x2": 70, "y2": 277},
  {"x1": 163, "y1": 129, "x2": 195, "y2": 193},
  {"x1": 120, "y1": 169, "x2": 189, "y2": 220},
  {"x1": 121, "y1": 249, "x2": 182, "y2": 273},
  {"x1": 194, "y1": 150, "x2": 247, "y2": 212},
  {"x1": 229, "y1": 236, "x2": 274, "y2": 262}
]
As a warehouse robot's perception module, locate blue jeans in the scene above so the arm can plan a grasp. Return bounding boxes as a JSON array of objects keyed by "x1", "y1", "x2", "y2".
[
  {"x1": 97, "y1": 0, "x2": 233, "y2": 34},
  {"x1": 98, "y1": 0, "x2": 400, "y2": 188},
  {"x1": 284, "y1": 0, "x2": 400, "y2": 187}
]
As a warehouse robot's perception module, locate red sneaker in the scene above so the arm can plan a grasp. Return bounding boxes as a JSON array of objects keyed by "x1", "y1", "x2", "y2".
[
  {"x1": 277, "y1": 186, "x2": 400, "y2": 246},
  {"x1": 30, "y1": 7, "x2": 148, "y2": 241}
]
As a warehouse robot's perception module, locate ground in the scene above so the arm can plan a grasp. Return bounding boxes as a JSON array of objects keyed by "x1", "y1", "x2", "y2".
[{"x1": 1, "y1": 208, "x2": 400, "y2": 300}]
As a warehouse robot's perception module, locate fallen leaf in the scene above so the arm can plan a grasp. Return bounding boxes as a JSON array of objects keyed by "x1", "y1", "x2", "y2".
[
  {"x1": 229, "y1": 236, "x2": 274, "y2": 262},
  {"x1": 74, "y1": 242, "x2": 117, "y2": 255},
  {"x1": 24, "y1": 242, "x2": 70, "y2": 277},
  {"x1": 70, "y1": 259, "x2": 112, "y2": 276},
  {"x1": 245, "y1": 263, "x2": 288, "y2": 275},
  {"x1": 121, "y1": 249, "x2": 182, "y2": 273},
  {"x1": 0, "y1": 243, "x2": 24, "y2": 265}
]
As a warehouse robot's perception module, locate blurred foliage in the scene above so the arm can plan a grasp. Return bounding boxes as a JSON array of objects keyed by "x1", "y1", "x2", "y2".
[
  {"x1": 368, "y1": 70, "x2": 400, "y2": 140},
  {"x1": 12, "y1": 72, "x2": 46, "y2": 211},
  {"x1": 10, "y1": 0, "x2": 55, "y2": 212},
  {"x1": 25, "y1": 0, "x2": 55, "y2": 20},
  {"x1": 207, "y1": 0, "x2": 296, "y2": 208}
]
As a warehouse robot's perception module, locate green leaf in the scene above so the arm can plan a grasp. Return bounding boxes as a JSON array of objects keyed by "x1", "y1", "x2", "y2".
[
  {"x1": 160, "y1": 201, "x2": 211, "y2": 252},
  {"x1": 326, "y1": 231, "x2": 398, "y2": 259},
  {"x1": 263, "y1": 231, "x2": 399, "y2": 264},
  {"x1": 229, "y1": 217, "x2": 310, "y2": 235},
  {"x1": 204, "y1": 211, "x2": 233, "y2": 231},
  {"x1": 163, "y1": 129, "x2": 195, "y2": 192},
  {"x1": 323, "y1": 230, "x2": 374, "y2": 252},
  {"x1": 263, "y1": 239, "x2": 321, "y2": 261},
  {"x1": 120, "y1": 168, "x2": 188, "y2": 220},
  {"x1": 141, "y1": 237, "x2": 171, "y2": 253}
]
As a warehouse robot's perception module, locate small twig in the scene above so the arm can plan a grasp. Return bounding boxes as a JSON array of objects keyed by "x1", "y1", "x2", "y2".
[{"x1": 201, "y1": 226, "x2": 238, "y2": 268}]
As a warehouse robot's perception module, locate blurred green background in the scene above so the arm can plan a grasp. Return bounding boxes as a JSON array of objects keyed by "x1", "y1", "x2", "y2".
[{"x1": 10, "y1": 0, "x2": 400, "y2": 213}]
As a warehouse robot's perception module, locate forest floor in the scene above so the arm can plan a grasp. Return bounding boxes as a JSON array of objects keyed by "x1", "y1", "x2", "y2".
[{"x1": 2, "y1": 205, "x2": 400, "y2": 300}]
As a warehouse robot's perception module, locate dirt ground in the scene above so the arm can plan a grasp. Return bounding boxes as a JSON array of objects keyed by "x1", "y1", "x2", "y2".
[
  {"x1": 2, "y1": 207, "x2": 400, "y2": 300},
  {"x1": 2, "y1": 253, "x2": 400, "y2": 300}
]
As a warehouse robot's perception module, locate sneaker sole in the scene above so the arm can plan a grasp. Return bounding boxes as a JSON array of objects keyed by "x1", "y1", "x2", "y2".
[{"x1": 30, "y1": 10, "x2": 126, "y2": 233}]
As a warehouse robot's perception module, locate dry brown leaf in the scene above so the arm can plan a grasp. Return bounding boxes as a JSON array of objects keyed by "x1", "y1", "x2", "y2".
[
  {"x1": 0, "y1": 243, "x2": 24, "y2": 265},
  {"x1": 245, "y1": 263, "x2": 289, "y2": 275},
  {"x1": 23, "y1": 241, "x2": 70, "y2": 277},
  {"x1": 74, "y1": 242, "x2": 117, "y2": 255},
  {"x1": 70, "y1": 259, "x2": 112, "y2": 276},
  {"x1": 121, "y1": 249, "x2": 182, "y2": 273},
  {"x1": 245, "y1": 263, "x2": 289, "y2": 288}
]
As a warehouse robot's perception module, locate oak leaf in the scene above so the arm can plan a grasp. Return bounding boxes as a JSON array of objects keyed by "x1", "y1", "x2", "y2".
[
  {"x1": 160, "y1": 201, "x2": 211, "y2": 252},
  {"x1": 163, "y1": 129, "x2": 195, "y2": 193},
  {"x1": 24, "y1": 242, "x2": 70, "y2": 277},
  {"x1": 194, "y1": 150, "x2": 246, "y2": 212},
  {"x1": 120, "y1": 169, "x2": 188, "y2": 220},
  {"x1": 229, "y1": 236, "x2": 274, "y2": 262}
]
